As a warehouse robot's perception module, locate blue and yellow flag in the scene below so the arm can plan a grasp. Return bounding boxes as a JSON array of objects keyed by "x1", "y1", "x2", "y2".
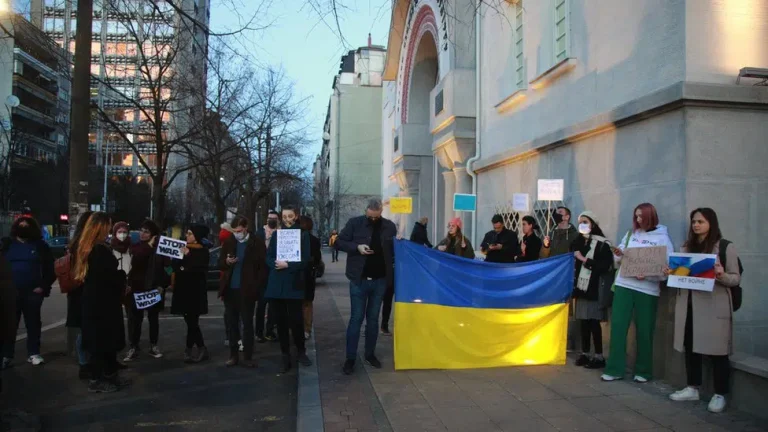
[{"x1": 394, "y1": 240, "x2": 574, "y2": 370}]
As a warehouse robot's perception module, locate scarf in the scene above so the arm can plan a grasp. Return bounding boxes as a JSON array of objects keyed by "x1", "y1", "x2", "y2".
[
  {"x1": 110, "y1": 236, "x2": 131, "y2": 254},
  {"x1": 576, "y1": 235, "x2": 609, "y2": 292}
]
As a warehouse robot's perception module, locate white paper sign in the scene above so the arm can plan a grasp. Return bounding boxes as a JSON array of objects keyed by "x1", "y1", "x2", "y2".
[
  {"x1": 156, "y1": 236, "x2": 187, "y2": 259},
  {"x1": 134, "y1": 289, "x2": 162, "y2": 309},
  {"x1": 276, "y1": 229, "x2": 302, "y2": 262},
  {"x1": 512, "y1": 193, "x2": 530, "y2": 212},
  {"x1": 537, "y1": 179, "x2": 564, "y2": 201}
]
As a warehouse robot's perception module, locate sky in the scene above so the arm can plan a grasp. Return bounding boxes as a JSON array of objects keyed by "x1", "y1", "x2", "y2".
[{"x1": 209, "y1": 0, "x2": 392, "y2": 164}]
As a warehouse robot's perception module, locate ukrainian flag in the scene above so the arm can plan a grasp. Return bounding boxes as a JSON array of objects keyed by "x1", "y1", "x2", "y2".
[{"x1": 394, "y1": 240, "x2": 574, "y2": 370}]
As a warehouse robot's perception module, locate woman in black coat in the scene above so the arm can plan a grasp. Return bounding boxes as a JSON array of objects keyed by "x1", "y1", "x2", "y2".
[
  {"x1": 300, "y1": 216, "x2": 321, "y2": 340},
  {"x1": 517, "y1": 216, "x2": 543, "y2": 262},
  {"x1": 76, "y1": 212, "x2": 129, "y2": 393},
  {"x1": 171, "y1": 225, "x2": 210, "y2": 363}
]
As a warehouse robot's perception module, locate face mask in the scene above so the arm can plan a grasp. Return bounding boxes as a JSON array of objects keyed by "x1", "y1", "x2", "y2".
[
  {"x1": 17, "y1": 226, "x2": 34, "y2": 239},
  {"x1": 578, "y1": 223, "x2": 591, "y2": 235},
  {"x1": 234, "y1": 232, "x2": 246, "y2": 241},
  {"x1": 116, "y1": 233, "x2": 128, "y2": 242},
  {"x1": 553, "y1": 213, "x2": 564, "y2": 224},
  {"x1": 267, "y1": 219, "x2": 278, "y2": 229}
]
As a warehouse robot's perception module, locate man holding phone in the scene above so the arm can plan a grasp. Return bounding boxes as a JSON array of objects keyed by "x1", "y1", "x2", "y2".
[{"x1": 480, "y1": 215, "x2": 520, "y2": 263}]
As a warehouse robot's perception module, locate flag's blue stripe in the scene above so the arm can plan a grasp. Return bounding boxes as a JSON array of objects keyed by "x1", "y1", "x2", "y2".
[{"x1": 394, "y1": 240, "x2": 573, "y2": 309}]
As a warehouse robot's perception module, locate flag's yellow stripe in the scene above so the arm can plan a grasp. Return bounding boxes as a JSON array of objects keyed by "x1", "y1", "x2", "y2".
[{"x1": 394, "y1": 302, "x2": 568, "y2": 370}]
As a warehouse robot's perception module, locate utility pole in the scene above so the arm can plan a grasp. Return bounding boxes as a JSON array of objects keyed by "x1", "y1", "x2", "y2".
[{"x1": 68, "y1": 0, "x2": 94, "y2": 234}]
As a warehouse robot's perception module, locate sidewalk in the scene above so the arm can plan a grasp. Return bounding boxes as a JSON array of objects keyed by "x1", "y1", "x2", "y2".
[{"x1": 311, "y1": 255, "x2": 768, "y2": 432}]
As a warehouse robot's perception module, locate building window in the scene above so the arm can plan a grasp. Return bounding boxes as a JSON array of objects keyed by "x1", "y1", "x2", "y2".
[
  {"x1": 554, "y1": 0, "x2": 570, "y2": 63},
  {"x1": 514, "y1": 2, "x2": 525, "y2": 88}
]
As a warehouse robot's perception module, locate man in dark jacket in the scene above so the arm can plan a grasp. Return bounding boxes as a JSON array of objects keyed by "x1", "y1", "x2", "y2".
[
  {"x1": 480, "y1": 215, "x2": 521, "y2": 263},
  {"x1": 409, "y1": 217, "x2": 432, "y2": 248},
  {"x1": 541, "y1": 207, "x2": 578, "y2": 258},
  {"x1": 219, "y1": 216, "x2": 268, "y2": 367},
  {"x1": 335, "y1": 198, "x2": 397, "y2": 375},
  {"x1": 0, "y1": 254, "x2": 16, "y2": 390}
]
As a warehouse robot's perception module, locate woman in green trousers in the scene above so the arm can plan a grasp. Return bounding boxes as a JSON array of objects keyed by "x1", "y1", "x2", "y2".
[{"x1": 602, "y1": 203, "x2": 674, "y2": 383}]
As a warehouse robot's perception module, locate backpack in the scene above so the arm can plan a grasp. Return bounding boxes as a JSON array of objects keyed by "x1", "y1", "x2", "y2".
[
  {"x1": 718, "y1": 239, "x2": 744, "y2": 312},
  {"x1": 55, "y1": 253, "x2": 80, "y2": 294}
]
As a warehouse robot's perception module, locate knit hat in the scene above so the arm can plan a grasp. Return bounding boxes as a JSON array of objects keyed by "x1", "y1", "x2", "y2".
[
  {"x1": 140, "y1": 219, "x2": 160, "y2": 237},
  {"x1": 578, "y1": 211, "x2": 599, "y2": 226},
  {"x1": 112, "y1": 221, "x2": 129, "y2": 236},
  {"x1": 449, "y1": 217, "x2": 463, "y2": 230},
  {"x1": 190, "y1": 225, "x2": 210, "y2": 243}
]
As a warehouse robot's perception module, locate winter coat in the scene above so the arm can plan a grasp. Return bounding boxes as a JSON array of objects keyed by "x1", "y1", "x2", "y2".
[
  {"x1": 673, "y1": 242, "x2": 740, "y2": 356},
  {"x1": 570, "y1": 235, "x2": 614, "y2": 301},
  {"x1": 304, "y1": 233, "x2": 322, "y2": 302},
  {"x1": 218, "y1": 233, "x2": 267, "y2": 301},
  {"x1": 518, "y1": 233, "x2": 543, "y2": 262},
  {"x1": 613, "y1": 225, "x2": 674, "y2": 297},
  {"x1": 0, "y1": 237, "x2": 55, "y2": 296},
  {"x1": 128, "y1": 241, "x2": 170, "y2": 293},
  {"x1": 436, "y1": 234, "x2": 475, "y2": 260},
  {"x1": 409, "y1": 222, "x2": 432, "y2": 248},
  {"x1": 480, "y1": 228, "x2": 520, "y2": 263},
  {"x1": 81, "y1": 244, "x2": 126, "y2": 354},
  {"x1": 540, "y1": 224, "x2": 578, "y2": 259},
  {"x1": 335, "y1": 216, "x2": 397, "y2": 285},
  {"x1": 0, "y1": 254, "x2": 16, "y2": 349},
  {"x1": 171, "y1": 244, "x2": 209, "y2": 316},
  {"x1": 264, "y1": 225, "x2": 310, "y2": 300}
]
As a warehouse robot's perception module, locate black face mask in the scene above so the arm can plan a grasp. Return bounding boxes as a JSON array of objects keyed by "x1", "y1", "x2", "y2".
[
  {"x1": 267, "y1": 220, "x2": 278, "y2": 229},
  {"x1": 17, "y1": 226, "x2": 35, "y2": 239},
  {"x1": 553, "y1": 213, "x2": 564, "y2": 224}
]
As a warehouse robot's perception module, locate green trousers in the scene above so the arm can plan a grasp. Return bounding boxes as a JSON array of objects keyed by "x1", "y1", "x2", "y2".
[{"x1": 604, "y1": 285, "x2": 658, "y2": 380}]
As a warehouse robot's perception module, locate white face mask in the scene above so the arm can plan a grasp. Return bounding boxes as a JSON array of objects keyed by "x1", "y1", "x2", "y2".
[
  {"x1": 578, "y1": 223, "x2": 591, "y2": 235},
  {"x1": 234, "y1": 231, "x2": 246, "y2": 241},
  {"x1": 116, "y1": 233, "x2": 128, "y2": 241}
]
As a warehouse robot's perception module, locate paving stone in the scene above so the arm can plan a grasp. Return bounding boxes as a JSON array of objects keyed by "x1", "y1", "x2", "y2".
[
  {"x1": 592, "y1": 410, "x2": 661, "y2": 431},
  {"x1": 526, "y1": 398, "x2": 584, "y2": 417},
  {"x1": 543, "y1": 411, "x2": 613, "y2": 431},
  {"x1": 495, "y1": 416, "x2": 560, "y2": 432},
  {"x1": 569, "y1": 395, "x2": 629, "y2": 414}
]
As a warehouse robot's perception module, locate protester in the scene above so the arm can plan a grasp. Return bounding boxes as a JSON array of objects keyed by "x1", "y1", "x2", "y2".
[
  {"x1": 111, "y1": 222, "x2": 132, "y2": 342},
  {"x1": 541, "y1": 207, "x2": 578, "y2": 258},
  {"x1": 265, "y1": 205, "x2": 312, "y2": 372},
  {"x1": 480, "y1": 215, "x2": 520, "y2": 263},
  {"x1": 255, "y1": 210, "x2": 280, "y2": 343},
  {"x1": 335, "y1": 199, "x2": 397, "y2": 375},
  {"x1": 436, "y1": 218, "x2": 475, "y2": 259},
  {"x1": 409, "y1": 217, "x2": 433, "y2": 248},
  {"x1": 570, "y1": 211, "x2": 613, "y2": 369},
  {"x1": 300, "y1": 216, "x2": 322, "y2": 340},
  {"x1": 76, "y1": 212, "x2": 130, "y2": 393},
  {"x1": 219, "y1": 218, "x2": 266, "y2": 367},
  {"x1": 329, "y1": 230, "x2": 339, "y2": 263},
  {"x1": 668, "y1": 208, "x2": 740, "y2": 413},
  {"x1": 517, "y1": 216, "x2": 543, "y2": 262},
  {"x1": 65, "y1": 211, "x2": 93, "y2": 378},
  {"x1": 602, "y1": 203, "x2": 674, "y2": 383},
  {"x1": 124, "y1": 220, "x2": 168, "y2": 362},
  {"x1": 173, "y1": 225, "x2": 212, "y2": 364},
  {"x1": 0, "y1": 216, "x2": 55, "y2": 367},
  {"x1": 0, "y1": 254, "x2": 16, "y2": 391}
]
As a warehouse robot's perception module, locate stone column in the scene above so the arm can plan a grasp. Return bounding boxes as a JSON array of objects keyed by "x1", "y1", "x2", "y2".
[{"x1": 442, "y1": 170, "x2": 456, "y2": 228}]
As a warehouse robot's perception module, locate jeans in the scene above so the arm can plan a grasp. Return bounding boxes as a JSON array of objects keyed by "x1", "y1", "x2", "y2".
[
  {"x1": 184, "y1": 314, "x2": 205, "y2": 349},
  {"x1": 225, "y1": 289, "x2": 256, "y2": 358},
  {"x1": 255, "y1": 299, "x2": 275, "y2": 338},
  {"x1": 331, "y1": 249, "x2": 339, "y2": 262},
  {"x1": 346, "y1": 278, "x2": 386, "y2": 361},
  {"x1": 2, "y1": 290, "x2": 44, "y2": 359},
  {"x1": 381, "y1": 281, "x2": 394, "y2": 330},
  {"x1": 129, "y1": 303, "x2": 160, "y2": 348},
  {"x1": 75, "y1": 332, "x2": 90, "y2": 366},
  {"x1": 271, "y1": 299, "x2": 305, "y2": 355}
]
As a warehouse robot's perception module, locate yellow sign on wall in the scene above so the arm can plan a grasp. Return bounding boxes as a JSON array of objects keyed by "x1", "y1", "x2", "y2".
[{"x1": 390, "y1": 197, "x2": 413, "y2": 214}]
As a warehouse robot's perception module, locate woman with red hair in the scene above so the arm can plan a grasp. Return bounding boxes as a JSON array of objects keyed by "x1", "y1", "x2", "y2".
[
  {"x1": 602, "y1": 203, "x2": 674, "y2": 383},
  {"x1": 435, "y1": 218, "x2": 475, "y2": 259}
]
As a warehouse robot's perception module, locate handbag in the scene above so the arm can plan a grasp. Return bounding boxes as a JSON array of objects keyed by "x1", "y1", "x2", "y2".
[
  {"x1": 718, "y1": 239, "x2": 744, "y2": 312},
  {"x1": 55, "y1": 253, "x2": 80, "y2": 294},
  {"x1": 610, "y1": 230, "x2": 632, "y2": 293},
  {"x1": 598, "y1": 261, "x2": 616, "y2": 310}
]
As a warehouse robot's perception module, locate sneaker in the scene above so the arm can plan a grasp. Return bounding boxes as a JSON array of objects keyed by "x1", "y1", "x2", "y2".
[
  {"x1": 78, "y1": 364, "x2": 91, "y2": 380},
  {"x1": 226, "y1": 356, "x2": 239, "y2": 367},
  {"x1": 264, "y1": 333, "x2": 277, "y2": 342},
  {"x1": 601, "y1": 374, "x2": 623, "y2": 382},
  {"x1": 297, "y1": 352, "x2": 312, "y2": 367},
  {"x1": 380, "y1": 327, "x2": 391, "y2": 336},
  {"x1": 574, "y1": 354, "x2": 590, "y2": 367},
  {"x1": 148, "y1": 345, "x2": 163, "y2": 359},
  {"x1": 633, "y1": 375, "x2": 649, "y2": 383},
  {"x1": 304, "y1": 331, "x2": 311, "y2": 340},
  {"x1": 224, "y1": 339, "x2": 230, "y2": 347},
  {"x1": 708, "y1": 394, "x2": 727, "y2": 413},
  {"x1": 364, "y1": 355, "x2": 382, "y2": 369},
  {"x1": 88, "y1": 379, "x2": 118, "y2": 393},
  {"x1": 280, "y1": 355, "x2": 292, "y2": 373},
  {"x1": 343, "y1": 359, "x2": 355, "y2": 375},
  {"x1": 195, "y1": 346, "x2": 209, "y2": 363},
  {"x1": 27, "y1": 355, "x2": 44, "y2": 366},
  {"x1": 106, "y1": 373, "x2": 132, "y2": 388},
  {"x1": 238, "y1": 340, "x2": 244, "y2": 352},
  {"x1": 256, "y1": 336, "x2": 267, "y2": 344},
  {"x1": 1, "y1": 357, "x2": 13, "y2": 370},
  {"x1": 670, "y1": 386, "x2": 700, "y2": 402},
  {"x1": 183, "y1": 348, "x2": 194, "y2": 363},
  {"x1": 585, "y1": 357, "x2": 606, "y2": 369},
  {"x1": 123, "y1": 347, "x2": 139, "y2": 362}
]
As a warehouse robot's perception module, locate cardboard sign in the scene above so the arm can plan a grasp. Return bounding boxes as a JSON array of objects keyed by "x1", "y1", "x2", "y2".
[
  {"x1": 134, "y1": 289, "x2": 162, "y2": 310},
  {"x1": 667, "y1": 253, "x2": 717, "y2": 291},
  {"x1": 537, "y1": 179, "x2": 564, "y2": 201},
  {"x1": 390, "y1": 197, "x2": 413, "y2": 214},
  {"x1": 276, "y1": 229, "x2": 302, "y2": 262},
  {"x1": 512, "y1": 193, "x2": 529, "y2": 212},
  {"x1": 619, "y1": 246, "x2": 668, "y2": 278},
  {"x1": 453, "y1": 193, "x2": 477, "y2": 212},
  {"x1": 156, "y1": 236, "x2": 186, "y2": 259}
]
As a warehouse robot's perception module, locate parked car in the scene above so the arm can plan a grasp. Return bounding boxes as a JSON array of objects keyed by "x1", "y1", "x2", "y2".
[
  {"x1": 47, "y1": 236, "x2": 69, "y2": 259},
  {"x1": 207, "y1": 246, "x2": 221, "y2": 290}
]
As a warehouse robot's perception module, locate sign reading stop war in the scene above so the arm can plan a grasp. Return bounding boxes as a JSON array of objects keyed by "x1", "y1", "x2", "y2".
[
  {"x1": 134, "y1": 289, "x2": 162, "y2": 310},
  {"x1": 156, "y1": 236, "x2": 186, "y2": 259},
  {"x1": 619, "y1": 246, "x2": 667, "y2": 278}
]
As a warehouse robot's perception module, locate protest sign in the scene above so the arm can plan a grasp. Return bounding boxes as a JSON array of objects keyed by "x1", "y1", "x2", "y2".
[
  {"x1": 537, "y1": 179, "x2": 564, "y2": 202},
  {"x1": 453, "y1": 193, "x2": 477, "y2": 212},
  {"x1": 390, "y1": 197, "x2": 413, "y2": 214},
  {"x1": 512, "y1": 193, "x2": 529, "y2": 212},
  {"x1": 156, "y1": 236, "x2": 186, "y2": 259},
  {"x1": 134, "y1": 289, "x2": 162, "y2": 309},
  {"x1": 619, "y1": 246, "x2": 667, "y2": 278},
  {"x1": 277, "y1": 229, "x2": 302, "y2": 262},
  {"x1": 667, "y1": 253, "x2": 717, "y2": 291}
]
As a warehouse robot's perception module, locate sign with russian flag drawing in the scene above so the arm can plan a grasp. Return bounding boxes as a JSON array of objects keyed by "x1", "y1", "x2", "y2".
[{"x1": 668, "y1": 253, "x2": 717, "y2": 291}]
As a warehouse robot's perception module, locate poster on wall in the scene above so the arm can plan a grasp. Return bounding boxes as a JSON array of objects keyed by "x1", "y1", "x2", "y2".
[{"x1": 667, "y1": 253, "x2": 717, "y2": 291}]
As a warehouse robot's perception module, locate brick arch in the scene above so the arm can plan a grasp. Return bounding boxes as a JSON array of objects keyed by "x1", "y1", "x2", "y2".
[{"x1": 400, "y1": 5, "x2": 439, "y2": 125}]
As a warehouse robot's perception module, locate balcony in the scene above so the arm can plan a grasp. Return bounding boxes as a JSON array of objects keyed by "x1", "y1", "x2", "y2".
[
  {"x1": 13, "y1": 105, "x2": 57, "y2": 128},
  {"x1": 13, "y1": 75, "x2": 58, "y2": 104}
]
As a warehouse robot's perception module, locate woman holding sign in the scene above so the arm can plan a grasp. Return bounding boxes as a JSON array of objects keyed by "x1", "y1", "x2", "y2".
[
  {"x1": 667, "y1": 208, "x2": 741, "y2": 413},
  {"x1": 172, "y1": 225, "x2": 211, "y2": 364},
  {"x1": 435, "y1": 218, "x2": 475, "y2": 259}
]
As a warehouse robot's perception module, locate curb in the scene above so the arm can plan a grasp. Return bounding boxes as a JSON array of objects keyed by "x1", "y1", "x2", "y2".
[{"x1": 297, "y1": 330, "x2": 324, "y2": 432}]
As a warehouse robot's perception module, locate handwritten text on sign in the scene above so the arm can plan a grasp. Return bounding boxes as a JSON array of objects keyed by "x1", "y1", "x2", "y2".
[
  {"x1": 155, "y1": 236, "x2": 186, "y2": 259},
  {"x1": 276, "y1": 229, "x2": 302, "y2": 262},
  {"x1": 134, "y1": 289, "x2": 162, "y2": 310},
  {"x1": 619, "y1": 246, "x2": 667, "y2": 278},
  {"x1": 512, "y1": 193, "x2": 529, "y2": 212},
  {"x1": 537, "y1": 179, "x2": 564, "y2": 201},
  {"x1": 390, "y1": 197, "x2": 413, "y2": 214}
]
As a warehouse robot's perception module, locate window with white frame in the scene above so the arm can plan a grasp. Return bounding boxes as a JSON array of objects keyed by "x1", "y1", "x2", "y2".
[
  {"x1": 514, "y1": 2, "x2": 525, "y2": 89},
  {"x1": 554, "y1": 0, "x2": 569, "y2": 62}
]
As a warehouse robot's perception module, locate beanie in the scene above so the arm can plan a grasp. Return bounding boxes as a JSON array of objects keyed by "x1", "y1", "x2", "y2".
[
  {"x1": 578, "y1": 211, "x2": 600, "y2": 227},
  {"x1": 190, "y1": 225, "x2": 210, "y2": 243}
]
